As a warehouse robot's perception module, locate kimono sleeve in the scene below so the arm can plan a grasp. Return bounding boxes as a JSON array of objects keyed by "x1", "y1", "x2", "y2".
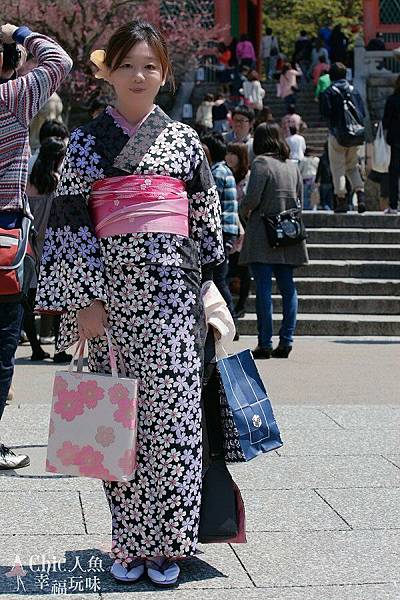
[
  {"x1": 35, "y1": 129, "x2": 107, "y2": 315},
  {"x1": 186, "y1": 141, "x2": 225, "y2": 271}
]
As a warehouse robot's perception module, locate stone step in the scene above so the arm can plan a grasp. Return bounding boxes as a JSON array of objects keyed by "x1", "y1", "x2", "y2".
[
  {"x1": 236, "y1": 313, "x2": 400, "y2": 336},
  {"x1": 303, "y1": 211, "x2": 400, "y2": 229},
  {"x1": 303, "y1": 132, "x2": 329, "y2": 141},
  {"x1": 285, "y1": 277, "x2": 400, "y2": 296},
  {"x1": 295, "y1": 260, "x2": 400, "y2": 278},
  {"x1": 306, "y1": 228, "x2": 400, "y2": 244},
  {"x1": 241, "y1": 277, "x2": 400, "y2": 295},
  {"x1": 241, "y1": 295, "x2": 400, "y2": 315},
  {"x1": 307, "y1": 244, "x2": 400, "y2": 261}
]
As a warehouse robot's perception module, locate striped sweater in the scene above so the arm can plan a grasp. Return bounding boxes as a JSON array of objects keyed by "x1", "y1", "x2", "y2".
[{"x1": 0, "y1": 27, "x2": 72, "y2": 212}]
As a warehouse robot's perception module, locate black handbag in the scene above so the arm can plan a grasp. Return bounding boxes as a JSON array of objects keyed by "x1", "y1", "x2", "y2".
[
  {"x1": 199, "y1": 357, "x2": 238, "y2": 543},
  {"x1": 262, "y1": 206, "x2": 307, "y2": 249},
  {"x1": 198, "y1": 457, "x2": 239, "y2": 542}
]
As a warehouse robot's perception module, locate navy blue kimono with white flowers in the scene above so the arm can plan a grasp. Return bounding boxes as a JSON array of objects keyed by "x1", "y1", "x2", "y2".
[{"x1": 36, "y1": 105, "x2": 224, "y2": 563}]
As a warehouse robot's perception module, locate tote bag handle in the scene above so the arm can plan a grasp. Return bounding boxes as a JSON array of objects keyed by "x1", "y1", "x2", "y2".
[{"x1": 68, "y1": 328, "x2": 127, "y2": 378}]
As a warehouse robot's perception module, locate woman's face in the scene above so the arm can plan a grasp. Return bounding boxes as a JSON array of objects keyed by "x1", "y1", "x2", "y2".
[
  {"x1": 108, "y1": 41, "x2": 165, "y2": 110},
  {"x1": 225, "y1": 152, "x2": 239, "y2": 171}
]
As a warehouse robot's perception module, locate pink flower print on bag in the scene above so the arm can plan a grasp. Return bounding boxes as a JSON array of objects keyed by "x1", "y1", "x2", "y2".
[
  {"x1": 113, "y1": 397, "x2": 136, "y2": 429},
  {"x1": 45, "y1": 459, "x2": 58, "y2": 473},
  {"x1": 95, "y1": 426, "x2": 116, "y2": 448},
  {"x1": 77, "y1": 380, "x2": 105, "y2": 409},
  {"x1": 109, "y1": 383, "x2": 130, "y2": 404},
  {"x1": 53, "y1": 375, "x2": 68, "y2": 395},
  {"x1": 57, "y1": 441, "x2": 81, "y2": 466},
  {"x1": 54, "y1": 389, "x2": 85, "y2": 422},
  {"x1": 118, "y1": 448, "x2": 137, "y2": 476},
  {"x1": 47, "y1": 331, "x2": 138, "y2": 481},
  {"x1": 74, "y1": 445, "x2": 115, "y2": 479}
]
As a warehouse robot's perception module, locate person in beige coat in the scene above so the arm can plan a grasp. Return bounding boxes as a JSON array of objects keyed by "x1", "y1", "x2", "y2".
[{"x1": 239, "y1": 122, "x2": 308, "y2": 358}]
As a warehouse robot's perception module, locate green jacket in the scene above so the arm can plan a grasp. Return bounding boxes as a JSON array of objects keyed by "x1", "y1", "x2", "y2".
[{"x1": 315, "y1": 73, "x2": 331, "y2": 98}]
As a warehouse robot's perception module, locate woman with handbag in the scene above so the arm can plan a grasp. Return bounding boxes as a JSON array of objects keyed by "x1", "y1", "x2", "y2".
[
  {"x1": 35, "y1": 19, "x2": 225, "y2": 587},
  {"x1": 278, "y1": 62, "x2": 302, "y2": 111},
  {"x1": 239, "y1": 123, "x2": 308, "y2": 359}
]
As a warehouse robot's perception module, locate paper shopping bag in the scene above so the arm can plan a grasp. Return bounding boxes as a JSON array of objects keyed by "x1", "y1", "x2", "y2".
[
  {"x1": 46, "y1": 330, "x2": 138, "y2": 482},
  {"x1": 217, "y1": 348, "x2": 283, "y2": 462}
]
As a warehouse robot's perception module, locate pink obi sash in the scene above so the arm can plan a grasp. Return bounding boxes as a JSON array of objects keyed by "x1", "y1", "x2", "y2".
[{"x1": 90, "y1": 174, "x2": 189, "y2": 238}]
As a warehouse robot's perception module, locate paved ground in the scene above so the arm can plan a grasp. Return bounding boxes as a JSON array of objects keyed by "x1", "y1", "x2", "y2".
[{"x1": 0, "y1": 337, "x2": 399, "y2": 599}]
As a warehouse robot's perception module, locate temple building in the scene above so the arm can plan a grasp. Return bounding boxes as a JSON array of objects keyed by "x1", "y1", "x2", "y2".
[{"x1": 363, "y1": 0, "x2": 400, "y2": 48}]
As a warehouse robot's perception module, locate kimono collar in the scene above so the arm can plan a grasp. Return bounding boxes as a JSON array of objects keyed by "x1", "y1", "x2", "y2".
[
  {"x1": 106, "y1": 105, "x2": 156, "y2": 138},
  {"x1": 113, "y1": 105, "x2": 172, "y2": 174}
]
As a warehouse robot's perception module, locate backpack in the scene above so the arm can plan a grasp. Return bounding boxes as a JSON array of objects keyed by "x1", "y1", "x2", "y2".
[
  {"x1": 0, "y1": 215, "x2": 37, "y2": 303},
  {"x1": 331, "y1": 85, "x2": 365, "y2": 147}
]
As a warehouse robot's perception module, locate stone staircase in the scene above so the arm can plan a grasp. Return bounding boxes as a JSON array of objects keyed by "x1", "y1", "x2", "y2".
[
  {"x1": 236, "y1": 212, "x2": 400, "y2": 337},
  {"x1": 191, "y1": 80, "x2": 329, "y2": 153},
  {"x1": 261, "y1": 81, "x2": 328, "y2": 153}
]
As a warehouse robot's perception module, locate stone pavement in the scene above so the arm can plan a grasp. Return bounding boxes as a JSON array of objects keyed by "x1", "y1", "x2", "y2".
[{"x1": 0, "y1": 337, "x2": 399, "y2": 599}]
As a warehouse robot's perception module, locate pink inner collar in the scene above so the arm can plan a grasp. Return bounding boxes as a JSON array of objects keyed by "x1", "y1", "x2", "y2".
[{"x1": 106, "y1": 105, "x2": 156, "y2": 137}]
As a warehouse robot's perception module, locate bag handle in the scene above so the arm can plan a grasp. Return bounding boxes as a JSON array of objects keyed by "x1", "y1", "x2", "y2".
[{"x1": 68, "y1": 328, "x2": 127, "y2": 378}]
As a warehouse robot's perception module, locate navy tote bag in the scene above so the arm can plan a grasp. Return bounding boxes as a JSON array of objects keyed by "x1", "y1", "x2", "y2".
[{"x1": 217, "y1": 347, "x2": 283, "y2": 462}]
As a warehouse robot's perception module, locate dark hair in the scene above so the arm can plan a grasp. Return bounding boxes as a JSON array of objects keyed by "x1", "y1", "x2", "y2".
[
  {"x1": 330, "y1": 62, "x2": 347, "y2": 81},
  {"x1": 319, "y1": 55, "x2": 327, "y2": 63},
  {"x1": 204, "y1": 93, "x2": 214, "y2": 102},
  {"x1": 2, "y1": 43, "x2": 21, "y2": 71},
  {"x1": 226, "y1": 142, "x2": 249, "y2": 182},
  {"x1": 394, "y1": 75, "x2": 400, "y2": 95},
  {"x1": 39, "y1": 120, "x2": 69, "y2": 144},
  {"x1": 30, "y1": 137, "x2": 67, "y2": 195},
  {"x1": 217, "y1": 42, "x2": 227, "y2": 53},
  {"x1": 104, "y1": 19, "x2": 175, "y2": 91},
  {"x1": 254, "y1": 106, "x2": 274, "y2": 129},
  {"x1": 289, "y1": 125, "x2": 297, "y2": 136},
  {"x1": 265, "y1": 27, "x2": 273, "y2": 36},
  {"x1": 231, "y1": 105, "x2": 255, "y2": 122},
  {"x1": 89, "y1": 97, "x2": 107, "y2": 117},
  {"x1": 240, "y1": 34, "x2": 249, "y2": 42},
  {"x1": 253, "y1": 122, "x2": 290, "y2": 161},
  {"x1": 300, "y1": 30, "x2": 307, "y2": 37},
  {"x1": 281, "y1": 62, "x2": 292, "y2": 75},
  {"x1": 248, "y1": 70, "x2": 260, "y2": 81},
  {"x1": 202, "y1": 134, "x2": 227, "y2": 163}
]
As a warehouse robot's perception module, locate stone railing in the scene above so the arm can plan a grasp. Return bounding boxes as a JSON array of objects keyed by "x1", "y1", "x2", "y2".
[
  {"x1": 354, "y1": 37, "x2": 399, "y2": 107},
  {"x1": 353, "y1": 36, "x2": 399, "y2": 134}
]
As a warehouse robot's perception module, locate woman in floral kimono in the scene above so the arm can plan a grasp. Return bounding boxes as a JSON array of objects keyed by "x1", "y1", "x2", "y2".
[{"x1": 36, "y1": 19, "x2": 225, "y2": 586}]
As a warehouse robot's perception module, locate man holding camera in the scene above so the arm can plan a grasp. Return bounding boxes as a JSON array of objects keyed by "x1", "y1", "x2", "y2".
[{"x1": 0, "y1": 23, "x2": 72, "y2": 469}]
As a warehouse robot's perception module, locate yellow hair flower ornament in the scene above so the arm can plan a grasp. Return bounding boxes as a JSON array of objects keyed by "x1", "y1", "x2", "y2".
[{"x1": 90, "y1": 49, "x2": 109, "y2": 80}]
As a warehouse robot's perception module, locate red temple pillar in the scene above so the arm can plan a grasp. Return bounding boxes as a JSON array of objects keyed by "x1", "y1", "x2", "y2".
[
  {"x1": 214, "y1": 0, "x2": 232, "y2": 43},
  {"x1": 363, "y1": 0, "x2": 380, "y2": 44}
]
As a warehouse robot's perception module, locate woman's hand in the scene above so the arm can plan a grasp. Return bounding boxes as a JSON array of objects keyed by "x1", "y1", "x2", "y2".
[{"x1": 77, "y1": 300, "x2": 108, "y2": 339}]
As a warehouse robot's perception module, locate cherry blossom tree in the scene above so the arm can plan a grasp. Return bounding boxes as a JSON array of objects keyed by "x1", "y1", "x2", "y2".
[{"x1": 1, "y1": 0, "x2": 224, "y2": 114}]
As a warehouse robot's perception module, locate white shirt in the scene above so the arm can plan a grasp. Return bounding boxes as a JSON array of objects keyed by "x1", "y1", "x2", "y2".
[
  {"x1": 241, "y1": 80, "x2": 265, "y2": 110},
  {"x1": 299, "y1": 156, "x2": 320, "y2": 179},
  {"x1": 261, "y1": 35, "x2": 279, "y2": 58},
  {"x1": 286, "y1": 134, "x2": 306, "y2": 161}
]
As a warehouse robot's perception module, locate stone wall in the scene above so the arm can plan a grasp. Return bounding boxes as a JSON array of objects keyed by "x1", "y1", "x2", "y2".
[{"x1": 367, "y1": 74, "x2": 397, "y2": 121}]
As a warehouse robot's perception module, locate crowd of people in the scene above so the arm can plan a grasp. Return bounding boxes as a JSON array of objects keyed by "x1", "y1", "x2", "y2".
[{"x1": 0, "y1": 14, "x2": 399, "y2": 589}]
